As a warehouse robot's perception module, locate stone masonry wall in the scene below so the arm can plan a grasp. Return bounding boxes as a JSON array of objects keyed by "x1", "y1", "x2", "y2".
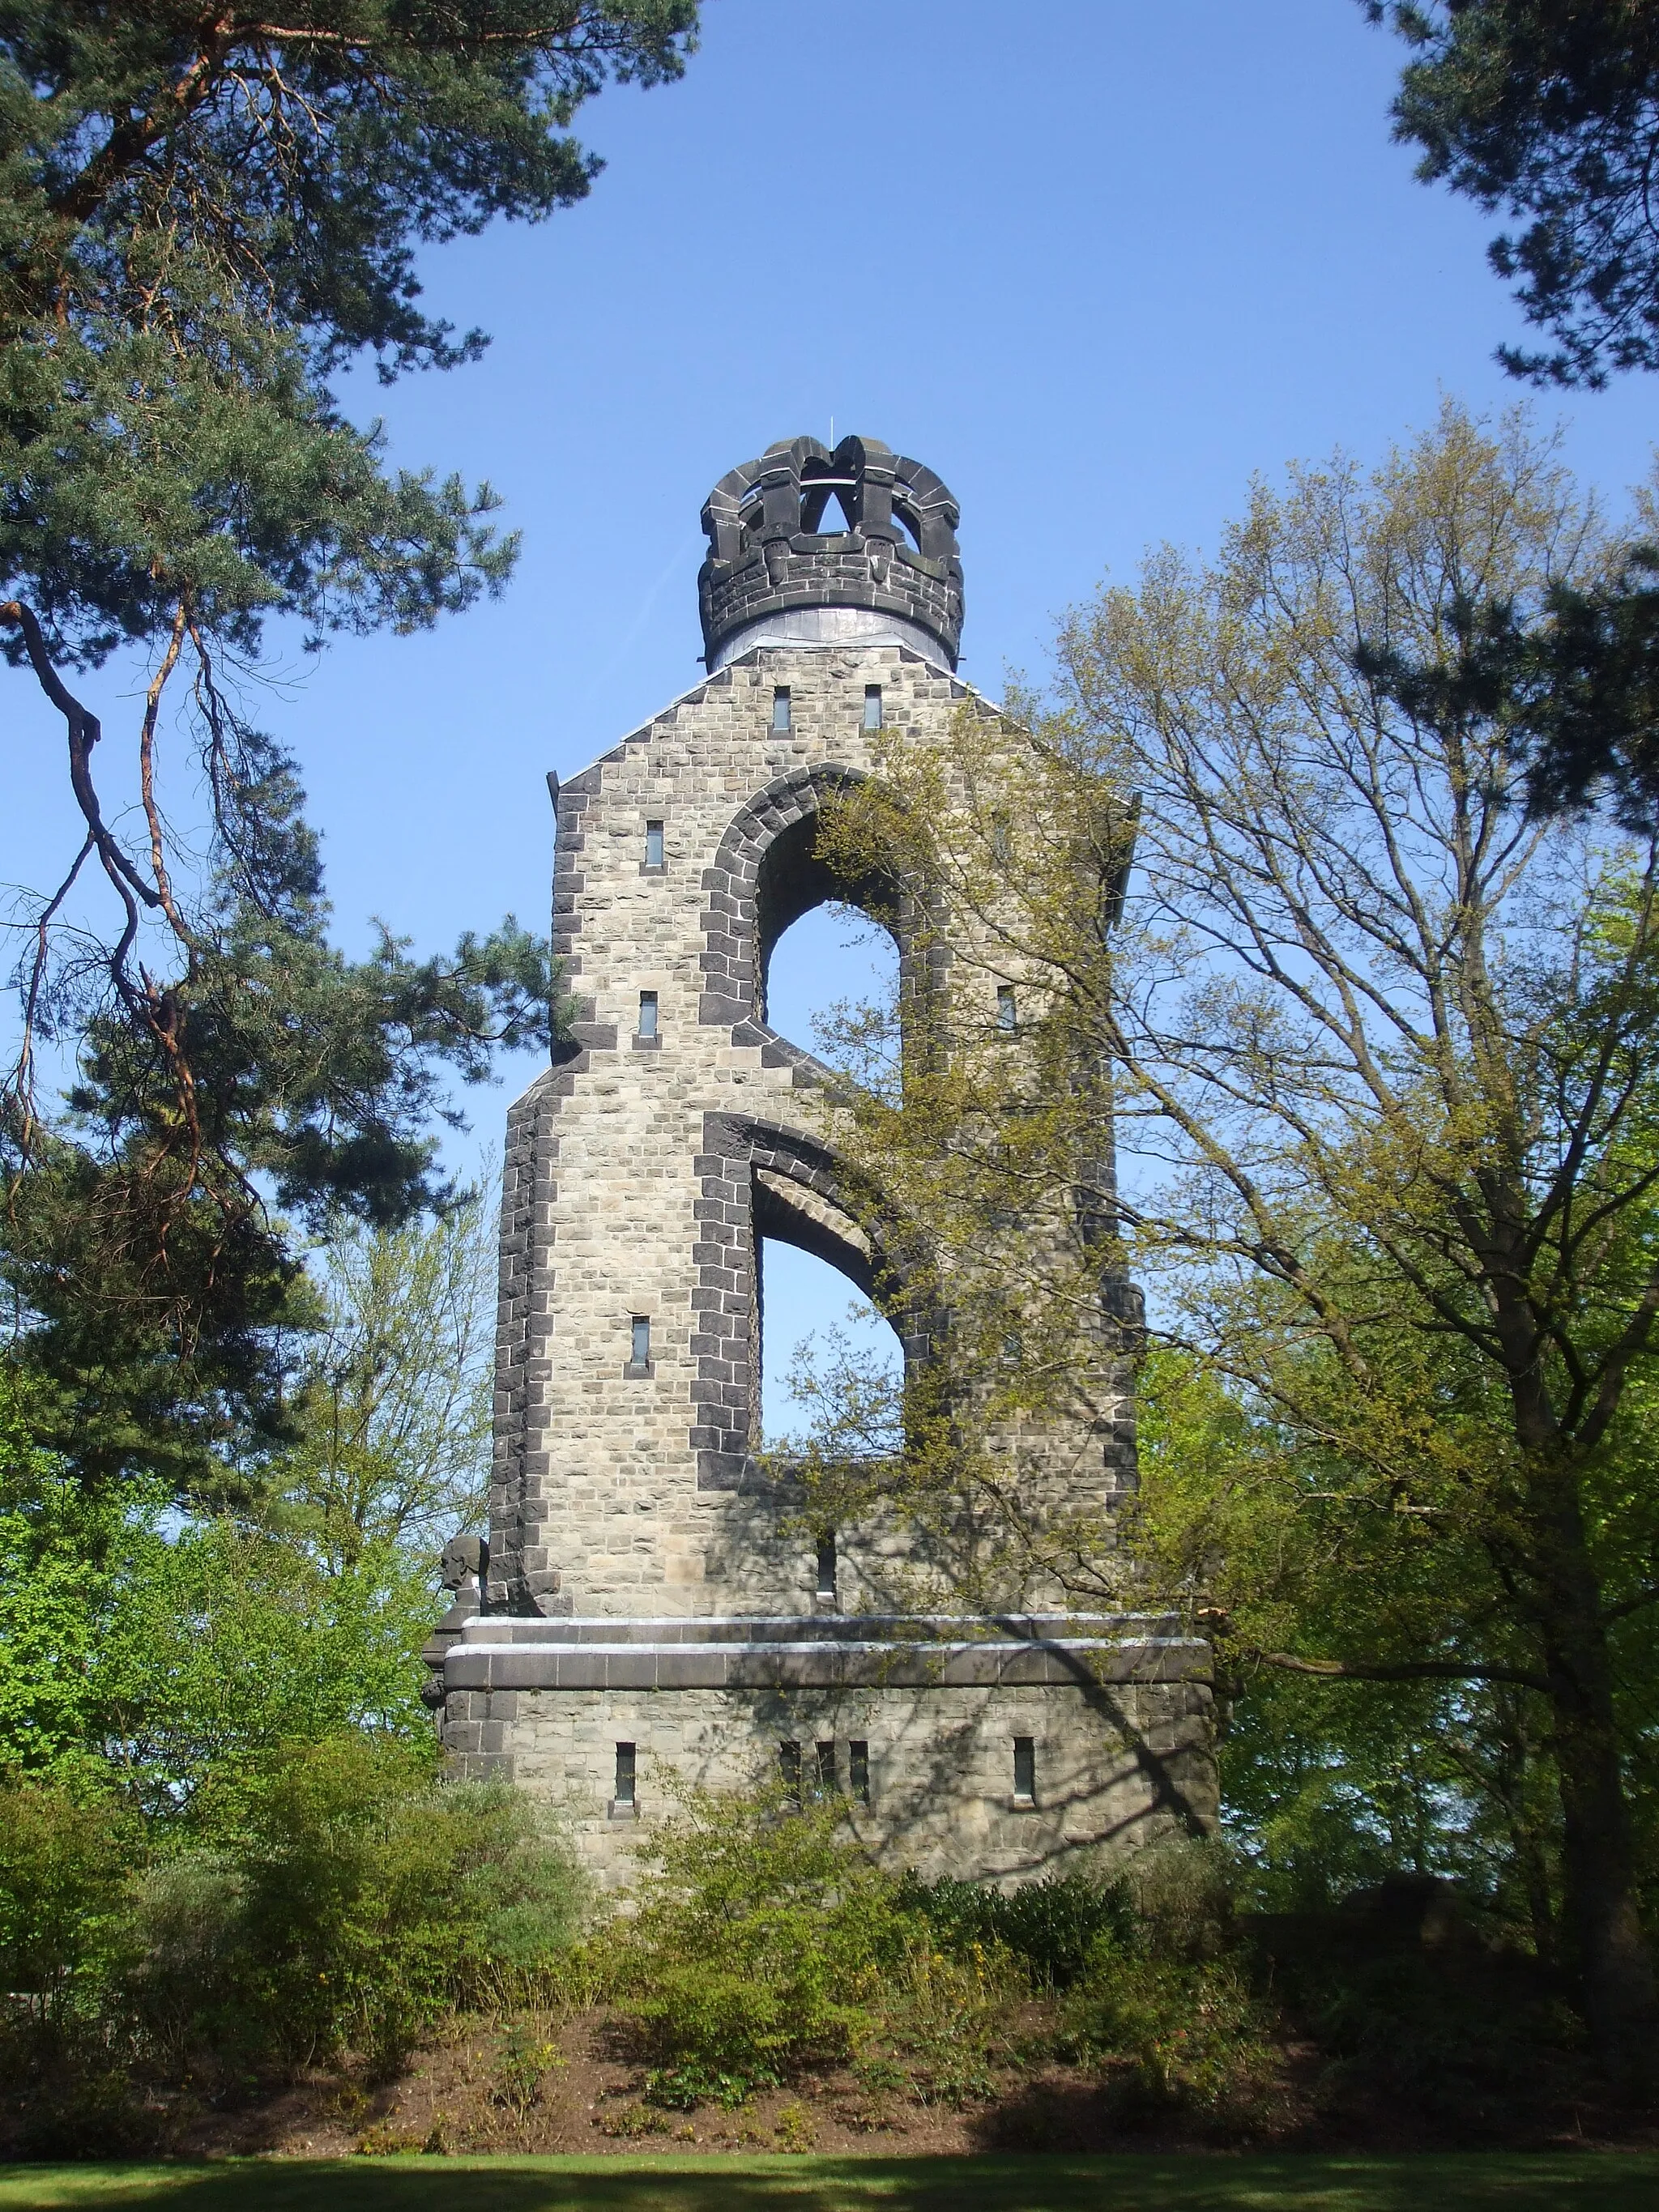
[
  {"x1": 460, "y1": 622, "x2": 1208, "y2": 1880},
  {"x1": 454, "y1": 1673, "x2": 1216, "y2": 1894},
  {"x1": 487, "y1": 641, "x2": 1137, "y2": 1622}
]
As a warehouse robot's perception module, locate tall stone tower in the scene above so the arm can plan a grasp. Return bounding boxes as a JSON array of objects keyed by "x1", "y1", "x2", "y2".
[{"x1": 432, "y1": 436, "x2": 1214, "y2": 1885}]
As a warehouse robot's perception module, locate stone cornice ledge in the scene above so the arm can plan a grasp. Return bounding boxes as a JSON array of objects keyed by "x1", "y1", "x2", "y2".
[{"x1": 444, "y1": 1615, "x2": 1211, "y2": 1694}]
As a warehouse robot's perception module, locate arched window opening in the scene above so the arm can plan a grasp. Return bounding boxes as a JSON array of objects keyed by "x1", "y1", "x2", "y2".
[
  {"x1": 760, "y1": 1238, "x2": 905, "y2": 1449},
  {"x1": 766, "y1": 902, "x2": 898, "y2": 1080},
  {"x1": 800, "y1": 461, "x2": 858, "y2": 535},
  {"x1": 890, "y1": 494, "x2": 923, "y2": 552}
]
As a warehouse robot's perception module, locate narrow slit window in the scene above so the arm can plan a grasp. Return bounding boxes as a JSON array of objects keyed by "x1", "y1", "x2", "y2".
[
  {"x1": 849, "y1": 1739, "x2": 870, "y2": 1804},
  {"x1": 816, "y1": 1530, "x2": 837, "y2": 1600},
  {"x1": 816, "y1": 1741, "x2": 838, "y2": 1796},
  {"x1": 614, "y1": 1741, "x2": 637, "y2": 1805},
  {"x1": 638, "y1": 990, "x2": 659, "y2": 1038},
  {"x1": 991, "y1": 812, "x2": 1013, "y2": 864},
  {"x1": 778, "y1": 1739, "x2": 802, "y2": 1800},
  {"x1": 772, "y1": 687, "x2": 791, "y2": 733},
  {"x1": 630, "y1": 1315, "x2": 651, "y2": 1369},
  {"x1": 996, "y1": 986, "x2": 1017, "y2": 1034},
  {"x1": 644, "y1": 820, "x2": 665, "y2": 867},
  {"x1": 864, "y1": 684, "x2": 883, "y2": 731},
  {"x1": 1013, "y1": 1736, "x2": 1036, "y2": 1804}
]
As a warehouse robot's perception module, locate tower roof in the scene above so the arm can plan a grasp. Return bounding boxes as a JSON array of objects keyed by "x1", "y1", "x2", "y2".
[{"x1": 698, "y1": 434, "x2": 964, "y2": 673}]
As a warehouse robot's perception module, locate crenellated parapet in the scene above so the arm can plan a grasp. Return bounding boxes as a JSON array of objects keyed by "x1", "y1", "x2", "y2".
[{"x1": 698, "y1": 434, "x2": 964, "y2": 672}]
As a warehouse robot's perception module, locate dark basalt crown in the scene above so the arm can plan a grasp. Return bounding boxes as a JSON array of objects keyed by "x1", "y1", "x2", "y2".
[{"x1": 698, "y1": 434, "x2": 963, "y2": 672}]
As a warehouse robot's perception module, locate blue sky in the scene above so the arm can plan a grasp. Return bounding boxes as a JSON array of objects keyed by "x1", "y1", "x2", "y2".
[{"x1": 9, "y1": 0, "x2": 1659, "y2": 1430}]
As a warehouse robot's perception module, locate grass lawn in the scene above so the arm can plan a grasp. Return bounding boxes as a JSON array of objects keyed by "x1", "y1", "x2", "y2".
[{"x1": 1, "y1": 2156, "x2": 1657, "y2": 2212}]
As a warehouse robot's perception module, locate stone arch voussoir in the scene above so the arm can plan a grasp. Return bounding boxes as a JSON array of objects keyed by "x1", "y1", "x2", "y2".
[
  {"x1": 697, "y1": 763, "x2": 945, "y2": 1068},
  {"x1": 690, "y1": 1114, "x2": 934, "y2": 1492}
]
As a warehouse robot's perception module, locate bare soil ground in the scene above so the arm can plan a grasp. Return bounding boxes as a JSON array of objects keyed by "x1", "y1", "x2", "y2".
[{"x1": 125, "y1": 2004, "x2": 1656, "y2": 2165}]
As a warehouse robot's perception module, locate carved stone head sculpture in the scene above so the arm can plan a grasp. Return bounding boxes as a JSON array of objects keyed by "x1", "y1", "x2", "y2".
[{"x1": 439, "y1": 1532, "x2": 488, "y2": 1593}]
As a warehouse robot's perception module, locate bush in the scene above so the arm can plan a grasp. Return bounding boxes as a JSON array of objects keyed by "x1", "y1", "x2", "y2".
[
  {"x1": 902, "y1": 1869, "x2": 1134, "y2": 1989},
  {"x1": 220, "y1": 1735, "x2": 588, "y2": 2071},
  {"x1": 1044, "y1": 1839, "x2": 1274, "y2": 2129},
  {"x1": 901, "y1": 1839, "x2": 1268, "y2": 2125},
  {"x1": 125, "y1": 1852, "x2": 244, "y2": 2065},
  {"x1": 606, "y1": 1783, "x2": 919, "y2": 2103},
  {"x1": 864, "y1": 1940, "x2": 1030, "y2": 2107},
  {"x1": 0, "y1": 1780, "x2": 139, "y2": 2041},
  {"x1": 0, "y1": 1736, "x2": 589, "y2": 2116},
  {"x1": 1060, "y1": 1950, "x2": 1276, "y2": 2125},
  {"x1": 1119, "y1": 1835, "x2": 1236, "y2": 1964},
  {"x1": 1280, "y1": 1943, "x2": 1590, "y2": 2128}
]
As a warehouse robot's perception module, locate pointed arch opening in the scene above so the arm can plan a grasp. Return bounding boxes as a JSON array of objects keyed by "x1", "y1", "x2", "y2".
[{"x1": 759, "y1": 1238, "x2": 905, "y2": 1451}]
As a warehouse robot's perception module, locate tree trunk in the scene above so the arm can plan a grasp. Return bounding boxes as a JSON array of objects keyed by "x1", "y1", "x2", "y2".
[
  {"x1": 1483, "y1": 1686, "x2": 1556, "y2": 1964},
  {"x1": 1528, "y1": 1452, "x2": 1657, "y2": 2083},
  {"x1": 1550, "y1": 1664, "x2": 1655, "y2": 2081}
]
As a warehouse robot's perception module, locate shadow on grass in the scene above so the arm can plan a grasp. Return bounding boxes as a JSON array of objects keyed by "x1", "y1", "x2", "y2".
[{"x1": 3, "y1": 2154, "x2": 1659, "y2": 2212}]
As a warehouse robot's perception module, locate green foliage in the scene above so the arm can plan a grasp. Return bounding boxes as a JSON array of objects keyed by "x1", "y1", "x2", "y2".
[
  {"x1": 0, "y1": 1779, "x2": 138, "y2": 2034},
  {"x1": 1060, "y1": 1953, "x2": 1276, "y2": 2128},
  {"x1": 0, "y1": 1742, "x2": 589, "y2": 2095},
  {"x1": 1118, "y1": 1838, "x2": 1237, "y2": 1966},
  {"x1": 96, "y1": 1520, "x2": 439, "y2": 1816},
  {"x1": 0, "y1": 1376, "x2": 132, "y2": 1771},
  {"x1": 608, "y1": 1784, "x2": 917, "y2": 2102},
  {"x1": 0, "y1": 0, "x2": 681, "y2": 1413},
  {"x1": 491, "y1": 2022, "x2": 563, "y2": 2120},
  {"x1": 2, "y1": 897, "x2": 553, "y2": 1505},
  {"x1": 608, "y1": 1790, "x2": 1255, "y2": 2119},
  {"x1": 271, "y1": 1193, "x2": 497, "y2": 1570},
  {"x1": 1369, "y1": 2, "x2": 1659, "y2": 386},
  {"x1": 862, "y1": 1942, "x2": 1030, "y2": 2110},
  {"x1": 901, "y1": 1870, "x2": 1134, "y2": 1990},
  {"x1": 0, "y1": 0, "x2": 698, "y2": 663},
  {"x1": 1137, "y1": 1345, "x2": 1570, "y2": 1944},
  {"x1": 217, "y1": 1737, "x2": 586, "y2": 2071},
  {"x1": 903, "y1": 1843, "x2": 1269, "y2": 2124},
  {"x1": 1280, "y1": 1944, "x2": 1589, "y2": 2129},
  {"x1": 0, "y1": 1390, "x2": 439, "y2": 1810}
]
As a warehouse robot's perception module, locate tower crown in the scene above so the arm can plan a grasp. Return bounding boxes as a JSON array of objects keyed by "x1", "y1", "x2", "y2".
[{"x1": 698, "y1": 434, "x2": 963, "y2": 673}]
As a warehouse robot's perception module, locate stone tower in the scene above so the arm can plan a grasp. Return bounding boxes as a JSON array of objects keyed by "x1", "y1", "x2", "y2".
[{"x1": 431, "y1": 435, "x2": 1214, "y2": 1886}]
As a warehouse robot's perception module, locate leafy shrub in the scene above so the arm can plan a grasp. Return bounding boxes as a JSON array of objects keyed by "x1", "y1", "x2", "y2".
[
  {"x1": 125, "y1": 1852, "x2": 244, "y2": 2065},
  {"x1": 902, "y1": 1839, "x2": 1264, "y2": 2122},
  {"x1": 0, "y1": 1780, "x2": 139, "y2": 2040},
  {"x1": 1, "y1": 1736, "x2": 588, "y2": 2114},
  {"x1": 902, "y1": 1869, "x2": 1133, "y2": 1988},
  {"x1": 14, "y1": 2065, "x2": 164, "y2": 2160},
  {"x1": 606, "y1": 1783, "x2": 918, "y2": 2102},
  {"x1": 1118, "y1": 1836, "x2": 1236, "y2": 1964},
  {"x1": 492, "y1": 2022, "x2": 563, "y2": 2118},
  {"x1": 1060, "y1": 1951, "x2": 1277, "y2": 2125},
  {"x1": 1283, "y1": 1945, "x2": 1590, "y2": 2127},
  {"x1": 220, "y1": 1735, "x2": 588, "y2": 2071},
  {"x1": 864, "y1": 1940, "x2": 1030, "y2": 2106}
]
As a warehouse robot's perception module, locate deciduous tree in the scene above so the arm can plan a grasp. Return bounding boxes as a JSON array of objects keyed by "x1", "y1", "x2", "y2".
[
  {"x1": 271, "y1": 1187, "x2": 497, "y2": 1569},
  {"x1": 808, "y1": 405, "x2": 1659, "y2": 2075}
]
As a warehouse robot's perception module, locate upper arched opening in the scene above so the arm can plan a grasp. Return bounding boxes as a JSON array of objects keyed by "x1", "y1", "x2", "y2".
[
  {"x1": 798, "y1": 456, "x2": 858, "y2": 535},
  {"x1": 753, "y1": 803, "x2": 903, "y2": 1030},
  {"x1": 766, "y1": 903, "x2": 900, "y2": 1084}
]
